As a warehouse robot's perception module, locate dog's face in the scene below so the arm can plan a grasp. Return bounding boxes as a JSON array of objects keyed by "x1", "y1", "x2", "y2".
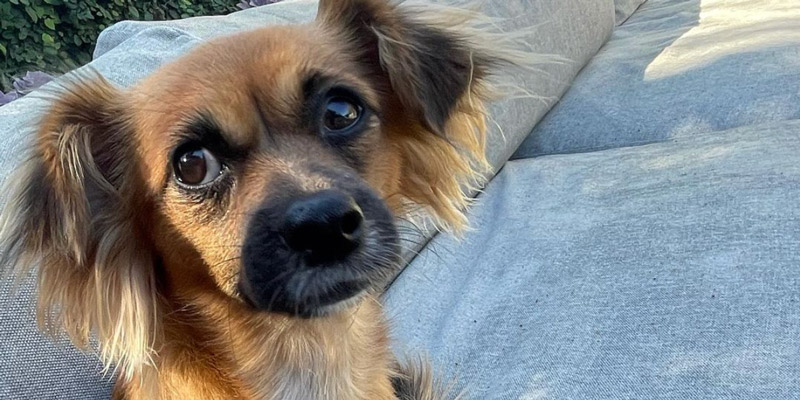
[
  {"x1": 0, "y1": 0, "x2": 495, "y2": 374},
  {"x1": 135, "y1": 26, "x2": 406, "y2": 317}
]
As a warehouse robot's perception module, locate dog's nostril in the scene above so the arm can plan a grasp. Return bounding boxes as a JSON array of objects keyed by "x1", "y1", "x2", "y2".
[
  {"x1": 281, "y1": 190, "x2": 363, "y2": 263},
  {"x1": 340, "y1": 209, "x2": 363, "y2": 237}
]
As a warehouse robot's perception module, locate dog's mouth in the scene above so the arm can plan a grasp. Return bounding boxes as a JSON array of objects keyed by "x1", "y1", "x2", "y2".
[
  {"x1": 286, "y1": 274, "x2": 369, "y2": 318},
  {"x1": 238, "y1": 270, "x2": 370, "y2": 317},
  {"x1": 238, "y1": 184, "x2": 399, "y2": 317}
]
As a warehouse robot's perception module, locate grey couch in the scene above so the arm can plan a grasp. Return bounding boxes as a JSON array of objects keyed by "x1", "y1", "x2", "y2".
[{"x1": 2, "y1": 0, "x2": 799, "y2": 398}]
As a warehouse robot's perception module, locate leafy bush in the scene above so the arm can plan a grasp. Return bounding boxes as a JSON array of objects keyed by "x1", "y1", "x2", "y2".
[{"x1": 0, "y1": 0, "x2": 238, "y2": 92}]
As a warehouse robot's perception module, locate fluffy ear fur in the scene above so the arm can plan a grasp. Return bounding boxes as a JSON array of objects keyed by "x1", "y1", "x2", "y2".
[
  {"x1": 0, "y1": 75, "x2": 158, "y2": 379},
  {"x1": 317, "y1": 0, "x2": 490, "y2": 134},
  {"x1": 317, "y1": 0, "x2": 496, "y2": 231}
]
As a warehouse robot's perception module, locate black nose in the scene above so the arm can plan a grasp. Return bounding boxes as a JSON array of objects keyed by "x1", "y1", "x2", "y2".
[{"x1": 281, "y1": 190, "x2": 363, "y2": 263}]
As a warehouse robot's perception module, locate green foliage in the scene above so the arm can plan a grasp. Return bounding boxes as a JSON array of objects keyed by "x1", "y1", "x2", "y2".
[{"x1": 0, "y1": 0, "x2": 237, "y2": 92}]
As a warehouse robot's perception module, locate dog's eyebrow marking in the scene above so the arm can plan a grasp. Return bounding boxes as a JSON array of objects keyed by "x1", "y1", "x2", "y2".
[
  {"x1": 181, "y1": 113, "x2": 248, "y2": 159},
  {"x1": 302, "y1": 72, "x2": 329, "y2": 100},
  {"x1": 301, "y1": 72, "x2": 379, "y2": 113}
]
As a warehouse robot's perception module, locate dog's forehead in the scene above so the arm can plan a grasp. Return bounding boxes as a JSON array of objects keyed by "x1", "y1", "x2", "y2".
[{"x1": 140, "y1": 26, "x2": 373, "y2": 126}]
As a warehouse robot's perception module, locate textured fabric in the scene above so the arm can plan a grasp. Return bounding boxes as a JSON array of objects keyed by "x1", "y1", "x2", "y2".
[
  {"x1": 0, "y1": 1, "x2": 613, "y2": 399},
  {"x1": 0, "y1": 281, "x2": 115, "y2": 399},
  {"x1": 614, "y1": 0, "x2": 647, "y2": 24},
  {"x1": 386, "y1": 120, "x2": 800, "y2": 399},
  {"x1": 514, "y1": 0, "x2": 800, "y2": 159}
]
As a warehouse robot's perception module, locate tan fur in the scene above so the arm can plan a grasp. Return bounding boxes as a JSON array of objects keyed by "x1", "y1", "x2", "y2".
[{"x1": 0, "y1": 0, "x2": 540, "y2": 398}]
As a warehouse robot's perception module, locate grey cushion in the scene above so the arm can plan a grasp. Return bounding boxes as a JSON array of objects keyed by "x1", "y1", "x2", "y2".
[
  {"x1": 0, "y1": 282, "x2": 114, "y2": 399},
  {"x1": 0, "y1": 1, "x2": 614, "y2": 398},
  {"x1": 92, "y1": 0, "x2": 320, "y2": 59},
  {"x1": 386, "y1": 119, "x2": 800, "y2": 399},
  {"x1": 514, "y1": 0, "x2": 800, "y2": 159},
  {"x1": 614, "y1": 0, "x2": 646, "y2": 24}
]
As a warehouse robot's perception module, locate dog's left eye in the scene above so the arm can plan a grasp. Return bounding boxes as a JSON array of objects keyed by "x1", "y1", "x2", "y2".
[
  {"x1": 320, "y1": 92, "x2": 365, "y2": 142},
  {"x1": 173, "y1": 146, "x2": 223, "y2": 187}
]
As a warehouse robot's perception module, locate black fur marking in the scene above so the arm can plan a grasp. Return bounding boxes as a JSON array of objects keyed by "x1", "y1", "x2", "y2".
[
  {"x1": 392, "y1": 374, "x2": 417, "y2": 400},
  {"x1": 178, "y1": 113, "x2": 249, "y2": 162},
  {"x1": 394, "y1": 21, "x2": 475, "y2": 134},
  {"x1": 170, "y1": 112, "x2": 248, "y2": 161}
]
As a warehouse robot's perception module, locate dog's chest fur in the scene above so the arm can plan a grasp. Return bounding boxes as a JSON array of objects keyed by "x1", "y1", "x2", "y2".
[{"x1": 119, "y1": 295, "x2": 396, "y2": 400}]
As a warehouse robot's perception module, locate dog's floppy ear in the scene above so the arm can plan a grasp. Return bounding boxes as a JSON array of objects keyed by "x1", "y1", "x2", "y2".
[
  {"x1": 317, "y1": 0, "x2": 494, "y2": 230},
  {"x1": 0, "y1": 75, "x2": 158, "y2": 378},
  {"x1": 317, "y1": 0, "x2": 488, "y2": 134}
]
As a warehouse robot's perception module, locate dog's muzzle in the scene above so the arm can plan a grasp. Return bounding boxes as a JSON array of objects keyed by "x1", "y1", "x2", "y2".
[{"x1": 238, "y1": 174, "x2": 398, "y2": 317}]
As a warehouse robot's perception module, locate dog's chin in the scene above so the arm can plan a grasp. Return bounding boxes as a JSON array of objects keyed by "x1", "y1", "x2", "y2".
[
  {"x1": 298, "y1": 287, "x2": 369, "y2": 318},
  {"x1": 238, "y1": 268, "x2": 372, "y2": 318},
  {"x1": 283, "y1": 270, "x2": 371, "y2": 318}
]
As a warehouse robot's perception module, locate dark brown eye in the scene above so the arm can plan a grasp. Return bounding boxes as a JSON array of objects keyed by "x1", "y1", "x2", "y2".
[
  {"x1": 323, "y1": 97, "x2": 362, "y2": 132},
  {"x1": 173, "y1": 146, "x2": 222, "y2": 186}
]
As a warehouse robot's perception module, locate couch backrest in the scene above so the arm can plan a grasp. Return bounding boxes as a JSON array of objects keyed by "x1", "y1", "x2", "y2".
[{"x1": 615, "y1": 0, "x2": 647, "y2": 24}]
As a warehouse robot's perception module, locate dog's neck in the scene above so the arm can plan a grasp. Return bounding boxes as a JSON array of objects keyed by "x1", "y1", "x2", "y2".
[{"x1": 116, "y1": 291, "x2": 396, "y2": 400}]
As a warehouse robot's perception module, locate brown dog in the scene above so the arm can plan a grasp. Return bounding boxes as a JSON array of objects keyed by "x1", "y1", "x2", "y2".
[{"x1": 0, "y1": 0, "x2": 524, "y2": 398}]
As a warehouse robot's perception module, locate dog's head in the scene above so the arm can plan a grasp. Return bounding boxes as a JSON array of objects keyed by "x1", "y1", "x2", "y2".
[{"x1": 1, "y1": 0, "x2": 499, "y2": 376}]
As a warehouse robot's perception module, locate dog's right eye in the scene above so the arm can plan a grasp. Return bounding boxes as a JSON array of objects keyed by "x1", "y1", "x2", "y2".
[
  {"x1": 173, "y1": 145, "x2": 223, "y2": 187},
  {"x1": 323, "y1": 97, "x2": 361, "y2": 132}
]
